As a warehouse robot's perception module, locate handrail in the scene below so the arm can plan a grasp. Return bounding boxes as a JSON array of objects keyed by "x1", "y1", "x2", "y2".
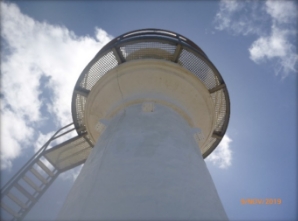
[{"x1": 1, "y1": 123, "x2": 74, "y2": 195}]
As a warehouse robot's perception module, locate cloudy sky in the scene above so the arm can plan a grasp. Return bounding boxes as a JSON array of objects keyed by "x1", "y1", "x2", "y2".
[{"x1": 0, "y1": 1, "x2": 297, "y2": 220}]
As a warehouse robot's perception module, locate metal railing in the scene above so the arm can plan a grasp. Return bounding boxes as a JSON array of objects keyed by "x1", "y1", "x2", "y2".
[{"x1": 0, "y1": 123, "x2": 82, "y2": 221}]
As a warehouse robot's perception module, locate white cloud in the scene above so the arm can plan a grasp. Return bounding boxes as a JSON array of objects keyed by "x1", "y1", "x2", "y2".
[
  {"x1": 215, "y1": 0, "x2": 265, "y2": 36},
  {"x1": 206, "y1": 135, "x2": 232, "y2": 169},
  {"x1": 0, "y1": 2, "x2": 113, "y2": 170},
  {"x1": 214, "y1": 0, "x2": 297, "y2": 76},
  {"x1": 265, "y1": 0, "x2": 297, "y2": 24},
  {"x1": 249, "y1": 25, "x2": 297, "y2": 74},
  {"x1": 0, "y1": 109, "x2": 34, "y2": 171}
]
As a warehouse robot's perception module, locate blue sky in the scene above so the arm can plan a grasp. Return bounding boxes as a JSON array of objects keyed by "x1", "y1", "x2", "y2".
[{"x1": 0, "y1": 1, "x2": 297, "y2": 220}]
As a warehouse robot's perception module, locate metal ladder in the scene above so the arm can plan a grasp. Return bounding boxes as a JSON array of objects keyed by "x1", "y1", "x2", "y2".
[{"x1": 1, "y1": 123, "x2": 76, "y2": 221}]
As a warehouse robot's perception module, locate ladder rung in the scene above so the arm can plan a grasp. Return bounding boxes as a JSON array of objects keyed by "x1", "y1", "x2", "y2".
[
  {"x1": 30, "y1": 168, "x2": 48, "y2": 184},
  {"x1": 1, "y1": 201, "x2": 20, "y2": 218},
  {"x1": 23, "y1": 175, "x2": 41, "y2": 192},
  {"x1": 36, "y1": 160, "x2": 55, "y2": 177},
  {"x1": 7, "y1": 192, "x2": 28, "y2": 209},
  {"x1": 15, "y1": 183, "x2": 35, "y2": 202}
]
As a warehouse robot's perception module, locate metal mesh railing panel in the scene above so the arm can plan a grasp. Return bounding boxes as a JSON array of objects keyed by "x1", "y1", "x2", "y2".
[
  {"x1": 214, "y1": 90, "x2": 227, "y2": 132},
  {"x1": 178, "y1": 49, "x2": 217, "y2": 90},
  {"x1": 202, "y1": 137, "x2": 217, "y2": 154},
  {"x1": 120, "y1": 41, "x2": 176, "y2": 61},
  {"x1": 75, "y1": 94, "x2": 86, "y2": 126},
  {"x1": 211, "y1": 89, "x2": 227, "y2": 132},
  {"x1": 83, "y1": 51, "x2": 118, "y2": 90}
]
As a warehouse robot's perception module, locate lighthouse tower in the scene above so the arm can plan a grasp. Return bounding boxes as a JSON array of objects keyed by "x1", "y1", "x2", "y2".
[{"x1": 56, "y1": 29, "x2": 230, "y2": 220}]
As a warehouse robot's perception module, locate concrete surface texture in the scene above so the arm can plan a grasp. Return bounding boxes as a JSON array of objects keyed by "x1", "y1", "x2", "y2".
[{"x1": 57, "y1": 103, "x2": 228, "y2": 220}]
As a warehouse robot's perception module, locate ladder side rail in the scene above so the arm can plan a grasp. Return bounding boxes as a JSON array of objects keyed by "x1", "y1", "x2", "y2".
[
  {"x1": 1, "y1": 123, "x2": 81, "y2": 221},
  {"x1": 1, "y1": 153, "x2": 50, "y2": 221},
  {"x1": 50, "y1": 127, "x2": 76, "y2": 142},
  {"x1": 1, "y1": 123, "x2": 74, "y2": 196},
  {"x1": 2, "y1": 142, "x2": 48, "y2": 195},
  {"x1": 1, "y1": 201, "x2": 20, "y2": 220},
  {"x1": 1, "y1": 123, "x2": 88, "y2": 221},
  {"x1": 2, "y1": 152, "x2": 59, "y2": 219},
  {"x1": 16, "y1": 171, "x2": 61, "y2": 221},
  {"x1": 17, "y1": 167, "x2": 61, "y2": 221}
]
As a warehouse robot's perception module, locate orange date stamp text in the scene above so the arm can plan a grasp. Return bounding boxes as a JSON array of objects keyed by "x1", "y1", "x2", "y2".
[{"x1": 240, "y1": 198, "x2": 282, "y2": 205}]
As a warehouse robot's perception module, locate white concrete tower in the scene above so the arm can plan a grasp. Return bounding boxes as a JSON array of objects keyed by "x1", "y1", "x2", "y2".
[{"x1": 58, "y1": 29, "x2": 230, "y2": 220}]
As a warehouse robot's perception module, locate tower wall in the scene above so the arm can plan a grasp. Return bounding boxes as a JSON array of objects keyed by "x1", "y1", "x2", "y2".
[{"x1": 57, "y1": 103, "x2": 228, "y2": 220}]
